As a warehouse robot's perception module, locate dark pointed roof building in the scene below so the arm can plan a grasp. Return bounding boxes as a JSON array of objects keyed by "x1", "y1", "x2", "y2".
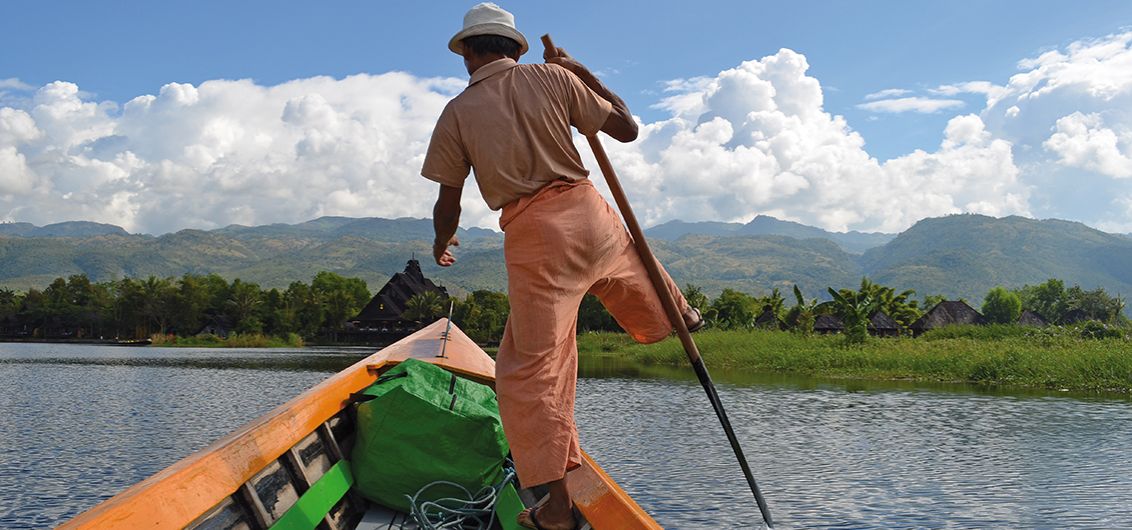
[
  {"x1": 909, "y1": 300, "x2": 986, "y2": 336},
  {"x1": 755, "y1": 306, "x2": 783, "y2": 330},
  {"x1": 868, "y1": 310, "x2": 901, "y2": 337},
  {"x1": 350, "y1": 258, "x2": 448, "y2": 331},
  {"x1": 1017, "y1": 309, "x2": 1049, "y2": 327}
]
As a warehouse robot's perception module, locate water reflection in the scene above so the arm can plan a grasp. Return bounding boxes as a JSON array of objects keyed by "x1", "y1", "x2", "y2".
[
  {"x1": 2, "y1": 344, "x2": 1131, "y2": 529},
  {"x1": 576, "y1": 359, "x2": 1132, "y2": 529},
  {"x1": 0, "y1": 343, "x2": 368, "y2": 528}
]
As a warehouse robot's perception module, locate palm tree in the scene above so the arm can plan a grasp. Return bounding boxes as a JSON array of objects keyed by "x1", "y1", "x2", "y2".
[
  {"x1": 828, "y1": 285, "x2": 878, "y2": 344},
  {"x1": 402, "y1": 291, "x2": 446, "y2": 323},
  {"x1": 227, "y1": 280, "x2": 263, "y2": 333},
  {"x1": 141, "y1": 276, "x2": 175, "y2": 335},
  {"x1": 786, "y1": 284, "x2": 819, "y2": 336},
  {"x1": 856, "y1": 278, "x2": 921, "y2": 333}
]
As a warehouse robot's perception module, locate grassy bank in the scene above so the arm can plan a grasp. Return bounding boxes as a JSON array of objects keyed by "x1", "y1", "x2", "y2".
[
  {"x1": 150, "y1": 332, "x2": 305, "y2": 348},
  {"x1": 576, "y1": 325, "x2": 1132, "y2": 392}
]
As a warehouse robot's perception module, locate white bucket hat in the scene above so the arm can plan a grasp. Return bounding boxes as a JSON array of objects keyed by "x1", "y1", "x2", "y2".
[{"x1": 448, "y1": 3, "x2": 529, "y2": 56}]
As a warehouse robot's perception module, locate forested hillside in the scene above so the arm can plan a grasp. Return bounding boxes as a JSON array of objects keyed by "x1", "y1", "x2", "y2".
[{"x1": 2, "y1": 214, "x2": 1130, "y2": 304}]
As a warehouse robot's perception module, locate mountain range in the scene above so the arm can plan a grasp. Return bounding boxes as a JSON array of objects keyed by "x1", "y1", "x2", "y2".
[{"x1": 1, "y1": 214, "x2": 1130, "y2": 305}]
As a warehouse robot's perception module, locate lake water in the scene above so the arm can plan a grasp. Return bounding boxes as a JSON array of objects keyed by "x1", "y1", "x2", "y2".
[{"x1": 1, "y1": 343, "x2": 1130, "y2": 529}]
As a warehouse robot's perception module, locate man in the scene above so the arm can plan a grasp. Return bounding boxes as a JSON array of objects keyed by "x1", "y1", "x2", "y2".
[{"x1": 422, "y1": 4, "x2": 701, "y2": 529}]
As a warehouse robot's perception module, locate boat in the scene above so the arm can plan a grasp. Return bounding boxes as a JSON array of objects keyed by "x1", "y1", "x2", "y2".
[
  {"x1": 113, "y1": 338, "x2": 152, "y2": 346},
  {"x1": 61, "y1": 318, "x2": 662, "y2": 529}
]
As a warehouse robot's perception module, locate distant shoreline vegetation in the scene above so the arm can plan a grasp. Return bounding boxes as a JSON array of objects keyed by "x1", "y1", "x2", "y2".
[
  {"x1": 0, "y1": 272, "x2": 1127, "y2": 355},
  {"x1": 149, "y1": 332, "x2": 305, "y2": 348},
  {"x1": 0, "y1": 272, "x2": 371, "y2": 346},
  {"x1": 577, "y1": 327, "x2": 1132, "y2": 393}
]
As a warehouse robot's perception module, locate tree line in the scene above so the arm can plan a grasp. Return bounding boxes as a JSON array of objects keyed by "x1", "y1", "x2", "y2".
[
  {"x1": 0, "y1": 272, "x2": 370, "y2": 340},
  {"x1": 416, "y1": 277, "x2": 1129, "y2": 344},
  {"x1": 2, "y1": 272, "x2": 1125, "y2": 344}
]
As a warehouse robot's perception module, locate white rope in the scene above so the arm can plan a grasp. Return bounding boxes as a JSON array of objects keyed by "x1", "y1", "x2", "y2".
[{"x1": 404, "y1": 467, "x2": 517, "y2": 530}]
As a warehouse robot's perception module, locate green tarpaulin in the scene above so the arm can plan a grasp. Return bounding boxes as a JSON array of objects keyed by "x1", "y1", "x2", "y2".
[{"x1": 351, "y1": 358, "x2": 510, "y2": 513}]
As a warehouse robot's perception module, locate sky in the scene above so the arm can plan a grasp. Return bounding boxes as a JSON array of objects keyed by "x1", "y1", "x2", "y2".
[{"x1": 2, "y1": 1, "x2": 1132, "y2": 235}]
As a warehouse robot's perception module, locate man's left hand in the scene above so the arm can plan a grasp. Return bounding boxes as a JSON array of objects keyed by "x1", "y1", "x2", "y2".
[{"x1": 433, "y1": 236, "x2": 459, "y2": 267}]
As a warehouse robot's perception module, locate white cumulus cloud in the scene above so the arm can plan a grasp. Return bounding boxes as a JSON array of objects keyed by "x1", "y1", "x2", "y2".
[
  {"x1": 966, "y1": 30, "x2": 1132, "y2": 230},
  {"x1": 864, "y1": 88, "x2": 912, "y2": 100},
  {"x1": 9, "y1": 32, "x2": 1132, "y2": 235},
  {"x1": 1043, "y1": 112, "x2": 1132, "y2": 178},
  {"x1": 857, "y1": 97, "x2": 966, "y2": 114},
  {"x1": 0, "y1": 73, "x2": 493, "y2": 233},
  {"x1": 597, "y1": 50, "x2": 1027, "y2": 232}
]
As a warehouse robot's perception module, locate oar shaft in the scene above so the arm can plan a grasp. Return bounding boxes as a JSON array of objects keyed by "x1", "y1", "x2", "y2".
[
  {"x1": 585, "y1": 131, "x2": 776, "y2": 530},
  {"x1": 583, "y1": 134, "x2": 701, "y2": 362},
  {"x1": 540, "y1": 33, "x2": 774, "y2": 529}
]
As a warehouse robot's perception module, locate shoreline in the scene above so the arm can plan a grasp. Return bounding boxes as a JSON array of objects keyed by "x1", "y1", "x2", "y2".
[{"x1": 575, "y1": 328, "x2": 1132, "y2": 394}]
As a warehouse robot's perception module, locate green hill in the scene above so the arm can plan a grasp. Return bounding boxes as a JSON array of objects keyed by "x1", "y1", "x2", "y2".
[
  {"x1": 2, "y1": 214, "x2": 1130, "y2": 306},
  {"x1": 646, "y1": 215, "x2": 894, "y2": 254},
  {"x1": 859, "y1": 214, "x2": 1132, "y2": 301}
]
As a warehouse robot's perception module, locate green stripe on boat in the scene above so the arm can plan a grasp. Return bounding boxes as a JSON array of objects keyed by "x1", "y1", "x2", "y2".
[
  {"x1": 494, "y1": 482, "x2": 526, "y2": 530},
  {"x1": 269, "y1": 461, "x2": 354, "y2": 530}
]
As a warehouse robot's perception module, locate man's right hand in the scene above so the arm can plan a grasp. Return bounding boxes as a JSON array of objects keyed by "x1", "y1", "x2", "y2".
[
  {"x1": 433, "y1": 235, "x2": 459, "y2": 267},
  {"x1": 542, "y1": 41, "x2": 638, "y2": 143},
  {"x1": 544, "y1": 46, "x2": 587, "y2": 76}
]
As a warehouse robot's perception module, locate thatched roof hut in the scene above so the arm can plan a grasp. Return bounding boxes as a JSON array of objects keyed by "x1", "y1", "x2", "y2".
[
  {"x1": 754, "y1": 306, "x2": 783, "y2": 330},
  {"x1": 814, "y1": 314, "x2": 844, "y2": 334},
  {"x1": 868, "y1": 310, "x2": 901, "y2": 337},
  {"x1": 909, "y1": 300, "x2": 985, "y2": 336},
  {"x1": 1017, "y1": 309, "x2": 1048, "y2": 327}
]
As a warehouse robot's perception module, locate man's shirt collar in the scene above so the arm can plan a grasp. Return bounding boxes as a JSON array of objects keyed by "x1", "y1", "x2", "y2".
[{"x1": 469, "y1": 57, "x2": 518, "y2": 86}]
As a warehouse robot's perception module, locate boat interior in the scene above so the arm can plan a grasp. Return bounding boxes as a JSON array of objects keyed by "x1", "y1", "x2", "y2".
[
  {"x1": 61, "y1": 320, "x2": 658, "y2": 529},
  {"x1": 187, "y1": 403, "x2": 579, "y2": 530}
]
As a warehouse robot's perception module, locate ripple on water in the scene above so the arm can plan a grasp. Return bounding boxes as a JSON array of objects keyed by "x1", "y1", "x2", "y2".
[
  {"x1": 0, "y1": 344, "x2": 357, "y2": 529},
  {"x1": 2, "y1": 344, "x2": 1132, "y2": 529},
  {"x1": 576, "y1": 377, "x2": 1132, "y2": 529}
]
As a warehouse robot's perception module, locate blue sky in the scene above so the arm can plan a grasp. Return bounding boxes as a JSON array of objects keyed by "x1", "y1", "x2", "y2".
[{"x1": 2, "y1": 1, "x2": 1132, "y2": 234}]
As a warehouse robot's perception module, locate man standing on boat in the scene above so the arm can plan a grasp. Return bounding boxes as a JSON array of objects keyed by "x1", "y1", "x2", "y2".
[{"x1": 422, "y1": 4, "x2": 702, "y2": 528}]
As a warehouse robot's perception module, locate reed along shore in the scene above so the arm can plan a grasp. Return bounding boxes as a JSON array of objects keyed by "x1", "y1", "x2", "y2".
[{"x1": 576, "y1": 325, "x2": 1132, "y2": 393}]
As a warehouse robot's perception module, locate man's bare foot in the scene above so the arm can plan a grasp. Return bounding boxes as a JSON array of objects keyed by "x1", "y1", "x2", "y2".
[
  {"x1": 517, "y1": 503, "x2": 576, "y2": 530},
  {"x1": 684, "y1": 307, "x2": 705, "y2": 332},
  {"x1": 518, "y1": 478, "x2": 576, "y2": 530}
]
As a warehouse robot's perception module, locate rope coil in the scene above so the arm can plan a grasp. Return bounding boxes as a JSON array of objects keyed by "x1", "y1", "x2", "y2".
[{"x1": 404, "y1": 466, "x2": 517, "y2": 530}]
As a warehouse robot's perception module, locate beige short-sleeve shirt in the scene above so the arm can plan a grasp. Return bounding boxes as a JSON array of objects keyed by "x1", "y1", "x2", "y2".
[{"x1": 421, "y1": 58, "x2": 614, "y2": 210}]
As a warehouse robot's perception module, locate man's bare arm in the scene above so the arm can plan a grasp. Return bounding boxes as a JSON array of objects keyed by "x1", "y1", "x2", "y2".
[
  {"x1": 545, "y1": 48, "x2": 638, "y2": 143},
  {"x1": 432, "y1": 184, "x2": 462, "y2": 267}
]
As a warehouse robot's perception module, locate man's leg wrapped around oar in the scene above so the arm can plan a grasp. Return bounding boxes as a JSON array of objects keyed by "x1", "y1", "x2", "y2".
[{"x1": 496, "y1": 179, "x2": 693, "y2": 491}]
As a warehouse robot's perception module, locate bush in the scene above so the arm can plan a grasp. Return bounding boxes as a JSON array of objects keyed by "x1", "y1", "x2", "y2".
[
  {"x1": 982, "y1": 286, "x2": 1022, "y2": 324},
  {"x1": 1080, "y1": 320, "x2": 1123, "y2": 340},
  {"x1": 920, "y1": 324, "x2": 1029, "y2": 341}
]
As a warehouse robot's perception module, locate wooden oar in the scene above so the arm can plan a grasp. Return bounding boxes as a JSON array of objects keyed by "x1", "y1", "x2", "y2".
[{"x1": 541, "y1": 34, "x2": 776, "y2": 530}]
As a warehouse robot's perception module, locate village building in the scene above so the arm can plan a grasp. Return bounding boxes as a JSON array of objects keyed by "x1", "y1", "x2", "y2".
[
  {"x1": 811, "y1": 311, "x2": 901, "y2": 336},
  {"x1": 813, "y1": 314, "x2": 844, "y2": 334},
  {"x1": 754, "y1": 306, "x2": 783, "y2": 330},
  {"x1": 868, "y1": 310, "x2": 902, "y2": 337},
  {"x1": 909, "y1": 300, "x2": 986, "y2": 336},
  {"x1": 348, "y1": 258, "x2": 449, "y2": 342},
  {"x1": 1017, "y1": 309, "x2": 1049, "y2": 327}
]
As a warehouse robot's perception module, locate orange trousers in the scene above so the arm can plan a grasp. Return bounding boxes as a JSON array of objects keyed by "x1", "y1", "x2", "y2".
[{"x1": 495, "y1": 179, "x2": 690, "y2": 488}]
